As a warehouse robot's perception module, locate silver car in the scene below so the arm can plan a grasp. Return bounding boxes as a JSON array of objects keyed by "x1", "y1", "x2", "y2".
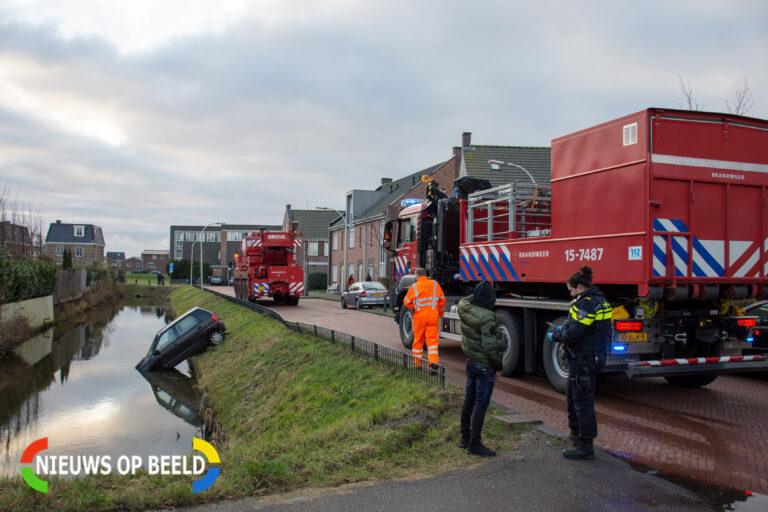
[{"x1": 341, "y1": 281, "x2": 390, "y2": 309}]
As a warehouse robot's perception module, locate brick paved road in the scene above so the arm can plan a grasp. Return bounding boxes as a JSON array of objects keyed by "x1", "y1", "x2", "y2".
[{"x1": 213, "y1": 289, "x2": 768, "y2": 495}]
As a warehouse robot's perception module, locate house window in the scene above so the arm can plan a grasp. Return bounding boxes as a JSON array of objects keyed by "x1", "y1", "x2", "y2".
[
  {"x1": 332, "y1": 231, "x2": 338, "y2": 251},
  {"x1": 74, "y1": 226, "x2": 84, "y2": 237},
  {"x1": 228, "y1": 231, "x2": 243, "y2": 242},
  {"x1": 307, "y1": 241, "x2": 319, "y2": 256},
  {"x1": 176, "y1": 239, "x2": 183, "y2": 248},
  {"x1": 75, "y1": 247, "x2": 83, "y2": 258},
  {"x1": 136, "y1": 262, "x2": 142, "y2": 269},
  {"x1": 148, "y1": 262, "x2": 155, "y2": 268},
  {"x1": 323, "y1": 242, "x2": 328, "y2": 257},
  {"x1": 126, "y1": 263, "x2": 131, "y2": 268},
  {"x1": 349, "y1": 226, "x2": 355, "y2": 249},
  {"x1": 331, "y1": 264, "x2": 338, "y2": 283},
  {"x1": 152, "y1": 254, "x2": 157, "y2": 259},
  {"x1": 56, "y1": 246, "x2": 64, "y2": 256},
  {"x1": 175, "y1": 248, "x2": 183, "y2": 259}
]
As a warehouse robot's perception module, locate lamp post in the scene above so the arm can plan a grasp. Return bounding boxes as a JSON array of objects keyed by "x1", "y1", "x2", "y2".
[
  {"x1": 189, "y1": 239, "x2": 198, "y2": 286},
  {"x1": 200, "y1": 222, "x2": 224, "y2": 291},
  {"x1": 317, "y1": 206, "x2": 347, "y2": 291},
  {"x1": 488, "y1": 159, "x2": 536, "y2": 184}
]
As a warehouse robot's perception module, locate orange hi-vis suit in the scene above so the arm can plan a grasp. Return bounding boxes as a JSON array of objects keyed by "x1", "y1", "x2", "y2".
[{"x1": 403, "y1": 276, "x2": 446, "y2": 367}]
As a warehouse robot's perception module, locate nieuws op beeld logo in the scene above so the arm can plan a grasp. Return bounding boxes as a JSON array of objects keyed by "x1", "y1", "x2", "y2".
[{"x1": 20, "y1": 437, "x2": 221, "y2": 493}]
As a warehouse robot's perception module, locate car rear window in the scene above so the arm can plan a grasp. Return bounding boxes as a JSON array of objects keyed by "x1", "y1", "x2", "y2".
[{"x1": 362, "y1": 282, "x2": 385, "y2": 290}]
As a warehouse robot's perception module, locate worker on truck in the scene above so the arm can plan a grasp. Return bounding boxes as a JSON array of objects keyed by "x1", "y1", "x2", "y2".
[
  {"x1": 549, "y1": 266, "x2": 612, "y2": 460},
  {"x1": 403, "y1": 267, "x2": 446, "y2": 368}
]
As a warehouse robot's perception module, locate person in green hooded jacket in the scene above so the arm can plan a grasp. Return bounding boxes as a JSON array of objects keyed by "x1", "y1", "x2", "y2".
[{"x1": 457, "y1": 280, "x2": 504, "y2": 457}]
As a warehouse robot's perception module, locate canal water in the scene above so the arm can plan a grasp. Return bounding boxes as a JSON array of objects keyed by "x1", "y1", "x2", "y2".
[{"x1": 0, "y1": 305, "x2": 203, "y2": 478}]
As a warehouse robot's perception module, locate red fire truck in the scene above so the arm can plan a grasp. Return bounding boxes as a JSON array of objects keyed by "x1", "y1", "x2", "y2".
[
  {"x1": 386, "y1": 108, "x2": 768, "y2": 393},
  {"x1": 232, "y1": 230, "x2": 304, "y2": 305}
]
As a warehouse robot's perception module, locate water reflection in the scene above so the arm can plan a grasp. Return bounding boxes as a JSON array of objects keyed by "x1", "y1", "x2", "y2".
[{"x1": 0, "y1": 305, "x2": 201, "y2": 477}]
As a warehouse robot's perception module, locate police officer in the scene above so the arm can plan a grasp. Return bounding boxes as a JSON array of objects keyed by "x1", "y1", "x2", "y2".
[{"x1": 548, "y1": 266, "x2": 611, "y2": 460}]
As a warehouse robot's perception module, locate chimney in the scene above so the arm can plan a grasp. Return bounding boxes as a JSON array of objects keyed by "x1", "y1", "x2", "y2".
[
  {"x1": 56, "y1": 219, "x2": 61, "y2": 224},
  {"x1": 381, "y1": 177, "x2": 392, "y2": 184},
  {"x1": 462, "y1": 132, "x2": 472, "y2": 148},
  {"x1": 286, "y1": 204, "x2": 291, "y2": 211},
  {"x1": 453, "y1": 146, "x2": 462, "y2": 160}
]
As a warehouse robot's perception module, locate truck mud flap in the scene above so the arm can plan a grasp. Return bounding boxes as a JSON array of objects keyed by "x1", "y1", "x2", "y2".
[{"x1": 626, "y1": 355, "x2": 768, "y2": 378}]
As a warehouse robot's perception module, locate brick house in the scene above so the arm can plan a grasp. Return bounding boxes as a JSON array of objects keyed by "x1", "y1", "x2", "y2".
[
  {"x1": 327, "y1": 132, "x2": 550, "y2": 289},
  {"x1": 43, "y1": 220, "x2": 105, "y2": 267},
  {"x1": 328, "y1": 157, "x2": 459, "y2": 290},
  {"x1": 282, "y1": 206, "x2": 339, "y2": 293},
  {"x1": 141, "y1": 250, "x2": 170, "y2": 272},
  {"x1": 124, "y1": 257, "x2": 142, "y2": 271},
  {"x1": 0, "y1": 221, "x2": 32, "y2": 258},
  {"x1": 106, "y1": 252, "x2": 125, "y2": 275}
]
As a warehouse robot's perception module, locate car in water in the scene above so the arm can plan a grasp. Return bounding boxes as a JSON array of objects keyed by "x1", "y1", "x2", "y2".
[
  {"x1": 341, "y1": 281, "x2": 390, "y2": 309},
  {"x1": 135, "y1": 307, "x2": 226, "y2": 371}
]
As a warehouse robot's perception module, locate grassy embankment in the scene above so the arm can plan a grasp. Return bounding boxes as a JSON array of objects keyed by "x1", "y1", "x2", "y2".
[{"x1": 0, "y1": 285, "x2": 521, "y2": 511}]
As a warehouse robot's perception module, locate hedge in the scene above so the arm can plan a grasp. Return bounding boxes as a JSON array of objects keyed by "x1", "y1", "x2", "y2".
[
  {"x1": 0, "y1": 250, "x2": 57, "y2": 304},
  {"x1": 308, "y1": 271, "x2": 328, "y2": 291}
]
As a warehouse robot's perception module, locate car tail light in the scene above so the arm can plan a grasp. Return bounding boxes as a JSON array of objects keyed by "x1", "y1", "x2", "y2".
[
  {"x1": 737, "y1": 318, "x2": 756, "y2": 327},
  {"x1": 615, "y1": 320, "x2": 643, "y2": 331},
  {"x1": 360, "y1": 291, "x2": 367, "y2": 297},
  {"x1": 211, "y1": 313, "x2": 219, "y2": 322}
]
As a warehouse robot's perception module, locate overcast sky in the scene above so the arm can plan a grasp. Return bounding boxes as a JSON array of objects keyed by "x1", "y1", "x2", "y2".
[{"x1": 1, "y1": 0, "x2": 766, "y2": 258}]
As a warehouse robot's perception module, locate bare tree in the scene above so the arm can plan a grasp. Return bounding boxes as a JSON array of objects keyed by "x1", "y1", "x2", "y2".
[
  {"x1": 0, "y1": 184, "x2": 44, "y2": 259},
  {"x1": 678, "y1": 75, "x2": 703, "y2": 111},
  {"x1": 726, "y1": 77, "x2": 754, "y2": 116}
]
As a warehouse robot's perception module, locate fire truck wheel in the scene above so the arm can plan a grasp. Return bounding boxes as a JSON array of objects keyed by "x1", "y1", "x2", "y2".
[
  {"x1": 542, "y1": 317, "x2": 569, "y2": 394},
  {"x1": 285, "y1": 297, "x2": 299, "y2": 306},
  {"x1": 663, "y1": 374, "x2": 718, "y2": 388},
  {"x1": 341, "y1": 297, "x2": 347, "y2": 309},
  {"x1": 495, "y1": 309, "x2": 524, "y2": 377},
  {"x1": 399, "y1": 308, "x2": 414, "y2": 350}
]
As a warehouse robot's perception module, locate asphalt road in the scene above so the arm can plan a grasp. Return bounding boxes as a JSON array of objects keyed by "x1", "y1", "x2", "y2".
[{"x1": 208, "y1": 288, "x2": 768, "y2": 497}]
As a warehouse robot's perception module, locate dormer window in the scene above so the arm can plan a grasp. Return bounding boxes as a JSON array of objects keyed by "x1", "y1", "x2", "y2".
[{"x1": 74, "y1": 226, "x2": 85, "y2": 237}]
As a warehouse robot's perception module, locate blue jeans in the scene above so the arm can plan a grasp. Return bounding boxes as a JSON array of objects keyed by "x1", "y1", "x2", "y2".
[{"x1": 461, "y1": 360, "x2": 496, "y2": 446}]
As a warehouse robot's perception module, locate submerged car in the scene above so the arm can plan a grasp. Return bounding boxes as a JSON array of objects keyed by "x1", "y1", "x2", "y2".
[
  {"x1": 135, "y1": 307, "x2": 226, "y2": 371},
  {"x1": 341, "y1": 281, "x2": 390, "y2": 309}
]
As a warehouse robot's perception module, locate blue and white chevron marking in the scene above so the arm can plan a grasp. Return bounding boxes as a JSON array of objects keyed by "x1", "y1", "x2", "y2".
[{"x1": 652, "y1": 219, "x2": 724, "y2": 278}]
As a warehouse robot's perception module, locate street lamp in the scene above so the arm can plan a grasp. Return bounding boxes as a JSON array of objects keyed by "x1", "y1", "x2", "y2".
[
  {"x1": 488, "y1": 159, "x2": 536, "y2": 184},
  {"x1": 189, "y1": 239, "x2": 198, "y2": 287},
  {"x1": 200, "y1": 222, "x2": 224, "y2": 291},
  {"x1": 317, "y1": 206, "x2": 347, "y2": 291}
]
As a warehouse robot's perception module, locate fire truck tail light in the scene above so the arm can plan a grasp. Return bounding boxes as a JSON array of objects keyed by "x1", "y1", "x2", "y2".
[
  {"x1": 612, "y1": 344, "x2": 628, "y2": 352},
  {"x1": 737, "y1": 318, "x2": 756, "y2": 327},
  {"x1": 615, "y1": 321, "x2": 643, "y2": 331}
]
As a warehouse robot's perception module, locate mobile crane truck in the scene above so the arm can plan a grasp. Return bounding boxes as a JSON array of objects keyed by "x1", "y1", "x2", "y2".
[
  {"x1": 385, "y1": 108, "x2": 768, "y2": 393},
  {"x1": 233, "y1": 230, "x2": 304, "y2": 305}
]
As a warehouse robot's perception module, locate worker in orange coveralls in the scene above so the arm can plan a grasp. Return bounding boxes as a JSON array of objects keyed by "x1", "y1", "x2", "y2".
[{"x1": 403, "y1": 267, "x2": 446, "y2": 368}]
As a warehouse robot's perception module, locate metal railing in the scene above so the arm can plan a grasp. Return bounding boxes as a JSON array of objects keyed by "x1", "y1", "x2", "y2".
[{"x1": 206, "y1": 289, "x2": 446, "y2": 387}]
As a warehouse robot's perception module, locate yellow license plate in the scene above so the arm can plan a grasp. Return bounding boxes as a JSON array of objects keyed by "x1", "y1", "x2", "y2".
[
  {"x1": 618, "y1": 333, "x2": 647, "y2": 342},
  {"x1": 371, "y1": 293, "x2": 382, "y2": 297}
]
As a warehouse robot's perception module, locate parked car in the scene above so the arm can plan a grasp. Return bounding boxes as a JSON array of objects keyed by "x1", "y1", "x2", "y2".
[
  {"x1": 744, "y1": 300, "x2": 768, "y2": 351},
  {"x1": 209, "y1": 275, "x2": 226, "y2": 286},
  {"x1": 341, "y1": 281, "x2": 390, "y2": 309},
  {"x1": 135, "y1": 307, "x2": 226, "y2": 371}
]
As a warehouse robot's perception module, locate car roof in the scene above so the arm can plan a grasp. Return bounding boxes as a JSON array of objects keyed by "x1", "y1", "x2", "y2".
[{"x1": 158, "y1": 307, "x2": 209, "y2": 333}]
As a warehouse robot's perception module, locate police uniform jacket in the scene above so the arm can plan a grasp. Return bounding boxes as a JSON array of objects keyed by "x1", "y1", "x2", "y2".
[{"x1": 553, "y1": 287, "x2": 612, "y2": 353}]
